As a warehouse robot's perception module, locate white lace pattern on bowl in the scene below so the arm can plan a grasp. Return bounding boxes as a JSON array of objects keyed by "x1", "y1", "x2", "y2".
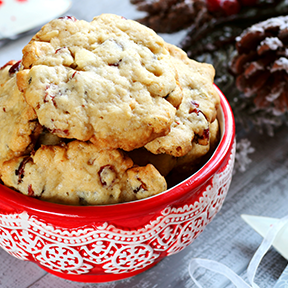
[{"x1": 0, "y1": 141, "x2": 235, "y2": 275}]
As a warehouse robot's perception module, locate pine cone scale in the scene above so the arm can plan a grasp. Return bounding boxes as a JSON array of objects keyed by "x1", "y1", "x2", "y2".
[
  {"x1": 271, "y1": 57, "x2": 288, "y2": 72},
  {"x1": 236, "y1": 31, "x2": 267, "y2": 54},
  {"x1": 272, "y1": 88, "x2": 288, "y2": 114},
  {"x1": 257, "y1": 37, "x2": 283, "y2": 55},
  {"x1": 231, "y1": 52, "x2": 257, "y2": 74}
]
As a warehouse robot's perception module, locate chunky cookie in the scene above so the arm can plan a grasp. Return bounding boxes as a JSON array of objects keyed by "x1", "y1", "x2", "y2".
[
  {"x1": 144, "y1": 44, "x2": 219, "y2": 157},
  {"x1": 166, "y1": 119, "x2": 220, "y2": 187},
  {"x1": 118, "y1": 164, "x2": 168, "y2": 202},
  {"x1": 0, "y1": 60, "x2": 41, "y2": 170},
  {"x1": 0, "y1": 140, "x2": 167, "y2": 205},
  {"x1": 175, "y1": 119, "x2": 220, "y2": 169},
  {"x1": 17, "y1": 14, "x2": 180, "y2": 151}
]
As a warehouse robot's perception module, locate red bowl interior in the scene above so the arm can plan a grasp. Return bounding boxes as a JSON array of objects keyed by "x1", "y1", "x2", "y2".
[{"x1": 0, "y1": 85, "x2": 235, "y2": 229}]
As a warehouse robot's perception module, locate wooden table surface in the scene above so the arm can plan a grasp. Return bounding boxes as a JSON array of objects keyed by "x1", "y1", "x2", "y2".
[{"x1": 1, "y1": 1, "x2": 288, "y2": 287}]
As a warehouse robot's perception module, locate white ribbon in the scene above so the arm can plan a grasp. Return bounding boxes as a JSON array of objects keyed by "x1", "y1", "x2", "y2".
[{"x1": 189, "y1": 215, "x2": 288, "y2": 288}]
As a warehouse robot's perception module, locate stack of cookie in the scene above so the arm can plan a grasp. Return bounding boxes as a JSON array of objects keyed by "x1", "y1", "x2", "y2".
[{"x1": 0, "y1": 14, "x2": 219, "y2": 205}]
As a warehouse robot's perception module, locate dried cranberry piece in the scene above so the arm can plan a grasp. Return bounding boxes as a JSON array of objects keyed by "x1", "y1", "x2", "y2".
[
  {"x1": 55, "y1": 48, "x2": 63, "y2": 54},
  {"x1": 44, "y1": 93, "x2": 57, "y2": 107},
  {"x1": 44, "y1": 84, "x2": 59, "y2": 108},
  {"x1": 47, "y1": 128, "x2": 69, "y2": 137},
  {"x1": 69, "y1": 71, "x2": 78, "y2": 80},
  {"x1": 133, "y1": 178, "x2": 147, "y2": 194},
  {"x1": 191, "y1": 100, "x2": 199, "y2": 108},
  {"x1": 203, "y1": 128, "x2": 210, "y2": 139},
  {"x1": 98, "y1": 165, "x2": 116, "y2": 187},
  {"x1": 15, "y1": 157, "x2": 32, "y2": 184},
  {"x1": 58, "y1": 16, "x2": 77, "y2": 21},
  {"x1": 0, "y1": 60, "x2": 15, "y2": 70},
  {"x1": 194, "y1": 128, "x2": 210, "y2": 145},
  {"x1": 189, "y1": 100, "x2": 200, "y2": 115},
  {"x1": 8, "y1": 60, "x2": 21, "y2": 75},
  {"x1": 27, "y1": 184, "x2": 34, "y2": 196},
  {"x1": 190, "y1": 108, "x2": 200, "y2": 115},
  {"x1": 108, "y1": 59, "x2": 122, "y2": 67}
]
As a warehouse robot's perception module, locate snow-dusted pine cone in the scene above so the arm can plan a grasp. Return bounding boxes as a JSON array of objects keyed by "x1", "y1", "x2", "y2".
[
  {"x1": 231, "y1": 16, "x2": 288, "y2": 115},
  {"x1": 130, "y1": 0, "x2": 211, "y2": 33},
  {"x1": 131, "y1": 0, "x2": 283, "y2": 34}
]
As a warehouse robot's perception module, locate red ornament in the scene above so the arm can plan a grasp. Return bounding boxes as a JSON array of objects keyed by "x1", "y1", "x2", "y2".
[{"x1": 206, "y1": 0, "x2": 241, "y2": 15}]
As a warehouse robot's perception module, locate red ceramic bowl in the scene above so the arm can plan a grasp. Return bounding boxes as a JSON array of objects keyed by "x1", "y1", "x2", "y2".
[{"x1": 0, "y1": 85, "x2": 235, "y2": 283}]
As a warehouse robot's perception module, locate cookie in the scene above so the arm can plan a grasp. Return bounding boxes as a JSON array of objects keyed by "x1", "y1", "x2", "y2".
[
  {"x1": 119, "y1": 164, "x2": 168, "y2": 202},
  {"x1": 144, "y1": 44, "x2": 219, "y2": 157},
  {"x1": 0, "y1": 140, "x2": 167, "y2": 205},
  {"x1": 175, "y1": 119, "x2": 220, "y2": 169},
  {"x1": 166, "y1": 119, "x2": 220, "y2": 187},
  {"x1": 0, "y1": 60, "x2": 41, "y2": 170},
  {"x1": 16, "y1": 14, "x2": 180, "y2": 151}
]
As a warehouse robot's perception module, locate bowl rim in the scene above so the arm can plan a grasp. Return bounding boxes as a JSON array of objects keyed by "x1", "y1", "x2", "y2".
[{"x1": 0, "y1": 85, "x2": 235, "y2": 220}]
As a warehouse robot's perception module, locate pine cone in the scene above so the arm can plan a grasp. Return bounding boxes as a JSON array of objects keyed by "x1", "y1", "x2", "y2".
[
  {"x1": 180, "y1": 0, "x2": 286, "y2": 57},
  {"x1": 130, "y1": 0, "x2": 211, "y2": 33},
  {"x1": 231, "y1": 16, "x2": 288, "y2": 115}
]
